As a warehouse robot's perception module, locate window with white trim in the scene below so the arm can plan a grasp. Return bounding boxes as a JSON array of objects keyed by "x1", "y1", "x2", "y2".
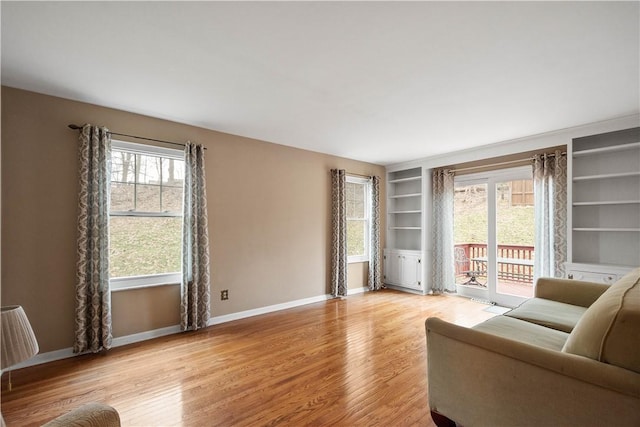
[
  {"x1": 346, "y1": 176, "x2": 371, "y2": 263},
  {"x1": 109, "y1": 141, "x2": 184, "y2": 290}
]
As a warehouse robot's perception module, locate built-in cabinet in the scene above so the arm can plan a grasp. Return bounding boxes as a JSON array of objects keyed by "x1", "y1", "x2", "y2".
[
  {"x1": 565, "y1": 263, "x2": 631, "y2": 285},
  {"x1": 385, "y1": 167, "x2": 426, "y2": 293},
  {"x1": 568, "y1": 127, "x2": 640, "y2": 277},
  {"x1": 383, "y1": 249, "x2": 422, "y2": 290}
]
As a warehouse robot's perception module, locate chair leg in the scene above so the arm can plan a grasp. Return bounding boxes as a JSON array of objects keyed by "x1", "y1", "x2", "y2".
[
  {"x1": 430, "y1": 410, "x2": 457, "y2": 427},
  {"x1": 461, "y1": 274, "x2": 485, "y2": 287}
]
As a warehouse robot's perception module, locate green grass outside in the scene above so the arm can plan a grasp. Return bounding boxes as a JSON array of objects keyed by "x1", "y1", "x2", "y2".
[
  {"x1": 110, "y1": 216, "x2": 182, "y2": 278},
  {"x1": 454, "y1": 185, "x2": 534, "y2": 246}
]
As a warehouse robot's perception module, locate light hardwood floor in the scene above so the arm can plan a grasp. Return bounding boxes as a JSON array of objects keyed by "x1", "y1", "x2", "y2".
[{"x1": 1, "y1": 290, "x2": 496, "y2": 426}]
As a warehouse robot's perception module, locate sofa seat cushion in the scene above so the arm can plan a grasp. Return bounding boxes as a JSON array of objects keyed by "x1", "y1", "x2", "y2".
[
  {"x1": 562, "y1": 267, "x2": 640, "y2": 373},
  {"x1": 504, "y1": 298, "x2": 587, "y2": 333},
  {"x1": 472, "y1": 316, "x2": 569, "y2": 351}
]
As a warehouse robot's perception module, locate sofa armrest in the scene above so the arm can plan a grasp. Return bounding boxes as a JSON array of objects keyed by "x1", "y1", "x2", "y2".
[
  {"x1": 425, "y1": 317, "x2": 640, "y2": 427},
  {"x1": 534, "y1": 277, "x2": 609, "y2": 307},
  {"x1": 42, "y1": 403, "x2": 120, "y2": 427}
]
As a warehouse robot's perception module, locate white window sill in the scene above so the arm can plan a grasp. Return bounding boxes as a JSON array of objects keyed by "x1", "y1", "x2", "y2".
[
  {"x1": 110, "y1": 273, "x2": 181, "y2": 292},
  {"x1": 348, "y1": 256, "x2": 370, "y2": 264},
  {"x1": 110, "y1": 281, "x2": 180, "y2": 292}
]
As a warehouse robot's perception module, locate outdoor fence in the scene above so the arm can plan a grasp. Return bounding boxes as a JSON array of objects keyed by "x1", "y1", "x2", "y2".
[{"x1": 455, "y1": 243, "x2": 534, "y2": 284}]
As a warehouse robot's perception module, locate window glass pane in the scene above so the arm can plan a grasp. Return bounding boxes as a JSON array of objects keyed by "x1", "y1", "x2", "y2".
[
  {"x1": 346, "y1": 182, "x2": 365, "y2": 219},
  {"x1": 136, "y1": 154, "x2": 162, "y2": 185},
  {"x1": 496, "y1": 180, "x2": 535, "y2": 298},
  {"x1": 347, "y1": 219, "x2": 365, "y2": 257},
  {"x1": 352, "y1": 183, "x2": 365, "y2": 203},
  {"x1": 111, "y1": 151, "x2": 135, "y2": 183},
  {"x1": 162, "y1": 158, "x2": 184, "y2": 185},
  {"x1": 346, "y1": 182, "x2": 355, "y2": 217},
  {"x1": 454, "y1": 183, "x2": 488, "y2": 286},
  {"x1": 162, "y1": 186, "x2": 183, "y2": 212},
  {"x1": 111, "y1": 182, "x2": 134, "y2": 211},
  {"x1": 136, "y1": 184, "x2": 161, "y2": 211},
  {"x1": 110, "y1": 217, "x2": 182, "y2": 278}
]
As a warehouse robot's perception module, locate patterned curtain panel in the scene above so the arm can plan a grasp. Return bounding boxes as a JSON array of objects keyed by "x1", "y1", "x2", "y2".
[
  {"x1": 533, "y1": 150, "x2": 567, "y2": 280},
  {"x1": 368, "y1": 175, "x2": 383, "y2": 291},
  {"x1": 74, "y1": 124, "x2": 112, "y2": 353},
  {"x1": 181, "y1": 142, "x2": 211, "y2": 331},
  {"x1": 330, "y1": 169, "x2": 348, "y2": 297},
  {"x1": 431, "y1": 168, "x2": 456, "y2": 294}
]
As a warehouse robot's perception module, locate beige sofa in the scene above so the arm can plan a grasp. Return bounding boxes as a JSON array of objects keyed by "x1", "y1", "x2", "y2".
[
  {"x1": 426, "y1": 267, "x2": 640, "y2": 427},
  {"x1": 2, "y1": 403, "x2": 119, "y2": 427},
  {"x1": 41, "y1": 403, "x2": 120, "y2": 427}
]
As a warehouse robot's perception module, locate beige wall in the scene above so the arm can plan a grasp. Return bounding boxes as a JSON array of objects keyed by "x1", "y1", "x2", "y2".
[{"x1": 1, "y1": 87, "x2": 385, "y2": 353}]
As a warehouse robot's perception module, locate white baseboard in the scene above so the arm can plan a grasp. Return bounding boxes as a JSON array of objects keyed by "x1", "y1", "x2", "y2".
[
  {"x1": 9, "y1": 324, "x2": 184, "y2": 370},
  {"x1": 111, "y1": 325, "x2": 183, "y2": 347},
  {"x1": 9, "y1": 293, "x2": 334, "y2": 370},
  {"x1": 385, "y1": 284, "x2": 427, "y2": 295},
  {"x1": 209, "y1": 293, "x2": 332, "y2": 325},
  {"x1": 10, "y1": 347, "x2": 76, "y2": 370},
  {"x1": 347, "y1": 286, "x2": 369, "y2": 295}
]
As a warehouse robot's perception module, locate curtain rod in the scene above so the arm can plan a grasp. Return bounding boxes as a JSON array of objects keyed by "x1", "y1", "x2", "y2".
[
  {"x1": 450, "y1": 151, "x2": 566, "y2": 173},
  {"x1": 68, "y1": 124, "x2": 206, "y2": 150},
  {"x1": 347, "y1": 172, "x2": 374, "y2": 179}
]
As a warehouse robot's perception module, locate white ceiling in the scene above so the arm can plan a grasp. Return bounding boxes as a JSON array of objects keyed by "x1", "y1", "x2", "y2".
[{"x1": 2, "y1": 1, "x2": 638, "y2": 165}]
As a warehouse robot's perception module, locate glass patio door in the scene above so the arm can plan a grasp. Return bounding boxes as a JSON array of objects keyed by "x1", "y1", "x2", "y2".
[{"x1": 454, "y1": 166, "x2": 535, "y2": 307}]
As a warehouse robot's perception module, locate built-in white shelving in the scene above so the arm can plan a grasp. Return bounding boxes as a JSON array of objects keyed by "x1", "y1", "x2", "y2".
[
  {"x1": 570, "y1": 127, "x2": 640, "y2": 269},
  {"x1": 572, "y1": 141, "x2": 640, "y2": 157},
  {"x1": 388, "y1": 176, "x2": 422, "y2": 184},
  {"x1": 385, "y1": 166, "x2": 425, "y2": 294},
  {"x1": 386, "y1": 167, "x2": 423, "y2": 251},
  {"x1": 573, "y1": 171, "x2": 640, "y2": 181}
]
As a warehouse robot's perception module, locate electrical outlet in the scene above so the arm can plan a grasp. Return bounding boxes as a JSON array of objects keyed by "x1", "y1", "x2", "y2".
[{"x1": 221, "y1": 290, "x2": 229, "y2": 300}]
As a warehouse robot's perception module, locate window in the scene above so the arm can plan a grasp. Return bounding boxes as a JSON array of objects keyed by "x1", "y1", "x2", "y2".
[
  {"x1": 346, "y1": 176, "x2": 371, "y2": 263},
  {"x1": 109, "y1": 141, "x2": 184, "y2": 290}
]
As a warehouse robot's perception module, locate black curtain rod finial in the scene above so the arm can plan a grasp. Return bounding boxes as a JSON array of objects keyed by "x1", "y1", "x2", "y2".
[{"x1": 68, "y1": 124, "x2": 83, "y2": 130}]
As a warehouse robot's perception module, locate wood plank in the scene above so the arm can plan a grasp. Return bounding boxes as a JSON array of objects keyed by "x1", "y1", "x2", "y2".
[{"x1": 1, "y1": 290, "x2": 496, "y2": 426}]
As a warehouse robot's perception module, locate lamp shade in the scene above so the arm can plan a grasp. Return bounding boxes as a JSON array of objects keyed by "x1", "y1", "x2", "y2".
[{"x1": 1, "y1": 305, "x2": 39, "y2": 369}]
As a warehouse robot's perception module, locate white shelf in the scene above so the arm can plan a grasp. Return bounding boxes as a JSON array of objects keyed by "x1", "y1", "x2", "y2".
[
  {"x1": 573, "y1": 227, "x2": 640, "y2": 232},
  {"x1": 389, "y1": 210, "x2": 422, "y2": 214},
  {"x1": 573, "y1": 200, "x2": 640, "y2": 206},
  {"x1": 571, "y1": 128, "x2": 640, "y2": 268},
  {"x1": 573, "y1": 171, "x2": 640, "y2": 181},
  {"x1": 389, "y1": 192, "x2": 422, "y2": 199},
  {"x1": 572, "y1": 141, "x2": 640, "y2": 157},
  {"x1": 388, "y1": 176, "x2": 421, "y2": 184},
  {"x1": 390, "y1": 226, "x2": 422, "y2": 230}
]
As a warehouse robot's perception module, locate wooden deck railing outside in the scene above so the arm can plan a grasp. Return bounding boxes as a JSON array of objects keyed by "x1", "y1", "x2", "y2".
[{"x1": 455, "y1": 243, "x2": 534, "y2": 284}]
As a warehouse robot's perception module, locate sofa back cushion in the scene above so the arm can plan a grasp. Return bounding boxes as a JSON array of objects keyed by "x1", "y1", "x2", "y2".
[{"x1": 562, "y1": 267, "x2": 640, "y2": 373}]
